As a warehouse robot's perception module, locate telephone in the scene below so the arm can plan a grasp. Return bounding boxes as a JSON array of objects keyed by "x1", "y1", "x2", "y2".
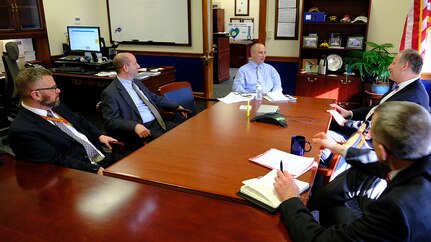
[{"x1": 250, "y1": 112, "x2": 287, "y2": 128}]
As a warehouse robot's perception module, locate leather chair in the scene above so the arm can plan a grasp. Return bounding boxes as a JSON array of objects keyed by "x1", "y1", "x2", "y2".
[
  {"x1": 158, "y1": 81, "x2": 218, "y2": 117},
  {"x1": 2, "y1": 42, "x2": 20, "y2": 119}
]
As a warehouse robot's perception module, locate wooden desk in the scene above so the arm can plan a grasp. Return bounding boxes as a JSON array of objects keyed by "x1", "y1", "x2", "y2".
[
  {"x1": 52, "y1": 66, "x2": 176, "y2": 111},
  {"x1": 105, "y1": 97, "x2": 334, "y2": 202},
  {"x1": 0, "y1": 154, "x2": 290, "y2": 241}
]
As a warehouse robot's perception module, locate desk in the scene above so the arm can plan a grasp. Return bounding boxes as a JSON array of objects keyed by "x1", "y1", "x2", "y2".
[
  {"x1": 105, "y1": 97, "x2": 334, "y2": 202},
  {"x1": 52, "y1": 66, "x2": 176, "y2": 112},
  {"x1": 0, "y1": 154, "x2": 290, "y2": 241}
]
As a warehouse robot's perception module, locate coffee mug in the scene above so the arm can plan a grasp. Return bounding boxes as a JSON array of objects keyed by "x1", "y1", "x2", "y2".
[{"x1": 291, "y1": 135, "x2": 312, "y2": 156}]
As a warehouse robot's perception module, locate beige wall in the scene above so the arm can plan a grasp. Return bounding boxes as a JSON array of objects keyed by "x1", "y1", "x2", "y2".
[
  {"x1": 43, "y1": 0, "x2": 203, "y2": 55},
  {"x1": 43, "y1": 0, "x2": 110, "y2": 56},
  {"x1": 43, "y1": 0, "x2": 410, "y2": 57},
  {"x1": 215, "y1": 0, "x2": 260, "y2": 39}
]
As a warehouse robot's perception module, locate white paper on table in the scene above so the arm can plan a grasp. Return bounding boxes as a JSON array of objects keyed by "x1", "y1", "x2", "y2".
[
  {"x1": 249, "y1": 148, "x2": 316, "y2": 178},
  {"x1": 218, "y1": 92, "x2": 254, "y2": 104}
]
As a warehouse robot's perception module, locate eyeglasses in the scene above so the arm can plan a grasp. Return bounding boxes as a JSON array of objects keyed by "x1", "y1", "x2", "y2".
[
  {"x1": 32, "y1": 85, "x2": 58, "y2": 92},
  {"x1": 233, "y1": 92, "x2": 253, "y2": 97}
]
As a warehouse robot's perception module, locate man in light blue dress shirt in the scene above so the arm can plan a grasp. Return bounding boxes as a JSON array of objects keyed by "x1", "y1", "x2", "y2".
[{"x1": 232, "y1": 43, "x2": 282, "y2": 93}]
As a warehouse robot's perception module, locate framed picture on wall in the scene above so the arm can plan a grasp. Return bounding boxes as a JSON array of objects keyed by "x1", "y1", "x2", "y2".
[{"x1": 235, "y1": 0, "x2": 249, "y2": 16}]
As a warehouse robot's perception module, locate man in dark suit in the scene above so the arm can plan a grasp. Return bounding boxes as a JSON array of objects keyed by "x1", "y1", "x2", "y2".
[
  {"x1": 8, "y1": 68, "x2": 118, "y2": 175},
  {"x1": 274, "y1": 101, "x2": 431, "y2": 241},
  {"x1": 101, "y1": 53, "x2": 186, "y2": 151},
  {"x1": 320, "y1": 48, "x2": 430, "y2": 165},
  {"x1": 329, "y1": 48, "x2": 429, "y2": 141}
]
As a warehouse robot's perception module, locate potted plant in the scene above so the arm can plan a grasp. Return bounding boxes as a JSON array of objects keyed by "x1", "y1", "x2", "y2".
[{"x1": 344, "y1": 42, "x2": 395, "y2": 94}]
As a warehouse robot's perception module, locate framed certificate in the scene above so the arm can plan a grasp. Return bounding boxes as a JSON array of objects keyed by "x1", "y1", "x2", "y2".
[{"x1": 235, "y1": 0, "x2": 249, "y2": 16}]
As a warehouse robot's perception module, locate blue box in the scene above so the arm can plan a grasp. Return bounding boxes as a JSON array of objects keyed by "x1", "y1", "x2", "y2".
[{"x1": 304, "y1": 12, "x2": 326, "y2": 23}]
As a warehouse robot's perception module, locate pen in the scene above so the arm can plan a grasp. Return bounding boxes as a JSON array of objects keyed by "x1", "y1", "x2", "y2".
[{"x1": 280, "y1": 160, "x2": 283, "y2": 172}]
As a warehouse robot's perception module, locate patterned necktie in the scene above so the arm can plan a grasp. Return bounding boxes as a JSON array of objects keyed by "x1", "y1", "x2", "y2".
[
  {"x1": 47, "y1": 110, "x2": 103, "y2": 163},
  {"x1": 131, "y1": 81, "x2": 167, "y2": 130}
]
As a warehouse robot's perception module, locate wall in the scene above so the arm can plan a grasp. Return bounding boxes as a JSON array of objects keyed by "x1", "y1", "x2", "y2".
[
  {"x1": 43, "y1": 0, "x2": 411, "y2": 57},
  {"x1": 368, "y1": 0, "x2": 411, "y2": 53},
  {"x1": 43, "y1": 0, "x2": 203, "y2": 55},
  {"x1": 43, "y1": 0, "x2": 111, "y2": 56},
  {"x1": 215, "y1": 0, "x2": 260, "y2": 40}
]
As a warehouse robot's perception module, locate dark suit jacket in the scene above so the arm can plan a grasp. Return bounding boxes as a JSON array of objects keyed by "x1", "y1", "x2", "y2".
[
  {"x1": 352, "y1": 79, "x2": 429, "y2": 120},
  {"x1": 8, "y1": 103, "x2": 104, "y2": 173},
  {"x1": 279, "y1": 154, "x2": 431, "y2": 241},
  {"x1": 100, "y1": 78, "x2": 179, "y2": 144}
]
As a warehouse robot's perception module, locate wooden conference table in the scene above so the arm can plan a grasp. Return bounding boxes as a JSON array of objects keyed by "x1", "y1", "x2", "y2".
[
  {"x1": 0, "y1": 154, "x2": 290, "y2": 241},
  {"x1": 105, "y1": 97, "x2": 335, "y2": 203}
]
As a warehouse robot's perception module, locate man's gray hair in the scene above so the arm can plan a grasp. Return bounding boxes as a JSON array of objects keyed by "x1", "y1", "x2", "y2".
[
  {"x1": 372, "y1": 101, "x2": 431, "y2": 159},
  {"x1": 399, "y1": 49, "x2": 423, "y2": 74}
]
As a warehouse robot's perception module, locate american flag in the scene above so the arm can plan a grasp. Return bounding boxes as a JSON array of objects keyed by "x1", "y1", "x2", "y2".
[{"x1": 399, "y1": 0, "x2": 431, "y2": 56}]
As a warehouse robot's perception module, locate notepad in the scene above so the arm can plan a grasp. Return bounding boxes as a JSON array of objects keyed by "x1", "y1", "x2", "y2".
[
  {"x1": 249, "y1": 148, "x2": 316, "y2": 178},
  {"x1": 256, "y1": 104, "x2": 279, "y2": 113},
  {"x1": 237, "y1": 169, "x2": 309, "y2": 213}
]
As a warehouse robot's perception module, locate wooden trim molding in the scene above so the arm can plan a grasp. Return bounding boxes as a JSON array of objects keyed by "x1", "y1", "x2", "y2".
[
  {"x1": 266, "y1": 56, "x2": 300, "y2": 63},
  {"x1": 421, "y1": 72, "x2": 431, "y2": 80}
]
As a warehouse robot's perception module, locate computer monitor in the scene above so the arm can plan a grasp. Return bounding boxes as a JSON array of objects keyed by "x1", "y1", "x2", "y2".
[{"x1": 67, "y1": 26, "x2": 101, "y2": 53}]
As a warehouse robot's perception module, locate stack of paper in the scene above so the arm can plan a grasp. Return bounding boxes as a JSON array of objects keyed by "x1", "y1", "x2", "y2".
[
  {"x1": 265, "y1": 91, "x2": 297, "y2": 102},
  {"x1": 249, "y1": 148, "x2": 316, "y2": 178},
  {"x1": 218, "y1": 92, "x2": 254, "y2": 104}
]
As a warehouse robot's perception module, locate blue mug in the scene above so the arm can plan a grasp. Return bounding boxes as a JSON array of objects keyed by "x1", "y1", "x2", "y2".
[{"x1": 291, "y1": 135, "x2": 312, "y2": 156}]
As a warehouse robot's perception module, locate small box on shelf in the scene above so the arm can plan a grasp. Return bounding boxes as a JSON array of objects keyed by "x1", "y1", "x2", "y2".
[{"x1": 304, "y1": 12, "x2": 326, "y2": 23}]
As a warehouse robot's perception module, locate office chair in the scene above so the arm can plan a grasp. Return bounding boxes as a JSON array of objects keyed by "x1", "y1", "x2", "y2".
[
  {"x1": 2, "y1": 42, "x2": 20, "y2": 119},
  {"x1": 158, "y1": 81, "x2": 218, "y2": 117}
]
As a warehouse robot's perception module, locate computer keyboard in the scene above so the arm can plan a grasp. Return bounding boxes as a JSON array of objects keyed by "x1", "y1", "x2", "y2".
[
  {"x1": 54, "y1": 66, "x2": 84, "y2": 73},
  {"x1": 60, "y1": 55, "x2": 82, "y2": 61}
]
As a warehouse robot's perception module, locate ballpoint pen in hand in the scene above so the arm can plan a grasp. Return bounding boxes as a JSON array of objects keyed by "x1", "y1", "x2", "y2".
[{"x1": 280, "y1": 160, "x2": 283, "y2": 172}]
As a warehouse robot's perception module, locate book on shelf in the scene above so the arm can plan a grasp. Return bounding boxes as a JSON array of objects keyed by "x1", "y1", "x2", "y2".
[
  {"x1": 237, "y1": 169, "x2": 309, "y2": 213},
  {"x1": 249, "y1": 148, "x2": 316, "y2": 178}
]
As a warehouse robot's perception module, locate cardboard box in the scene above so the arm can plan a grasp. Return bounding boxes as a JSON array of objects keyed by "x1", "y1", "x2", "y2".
[{"x1": 304, "y1": 12, "x2": 326, "y2": 23}]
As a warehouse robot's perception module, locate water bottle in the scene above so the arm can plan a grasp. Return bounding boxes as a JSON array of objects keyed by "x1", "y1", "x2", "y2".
[{"x1": 256, "y1": 84, "x2": 263, "y2": 100}]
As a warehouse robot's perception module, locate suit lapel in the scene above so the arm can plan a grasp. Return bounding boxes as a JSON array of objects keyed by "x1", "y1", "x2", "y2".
[
  {"x1": 114, "y1": 78, "x2": 141, "y2": 116},
  {"x1": 20, "y1": 107, "x2": 75, "y2": 142},
  {"x1": 384, "y1": 79, "x2": 419, "y2": 101}
]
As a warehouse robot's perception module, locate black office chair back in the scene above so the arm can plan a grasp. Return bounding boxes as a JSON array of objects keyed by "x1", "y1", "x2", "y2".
[{"x1": 2, "y1": 42, "x2": 20, "y2": 101}]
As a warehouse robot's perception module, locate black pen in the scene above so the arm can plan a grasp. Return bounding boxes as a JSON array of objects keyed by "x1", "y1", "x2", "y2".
[{"x1": 280, "y1": 160, "x2": 283, "y2": 172}]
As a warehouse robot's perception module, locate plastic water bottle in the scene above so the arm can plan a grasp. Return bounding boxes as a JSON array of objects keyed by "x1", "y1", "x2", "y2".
[{"x1": 256, "y1": 84, "x2": 263, "y2": 100}]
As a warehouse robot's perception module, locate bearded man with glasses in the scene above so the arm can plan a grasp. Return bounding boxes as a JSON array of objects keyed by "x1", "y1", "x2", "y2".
[{"x1": 8, "y1": 67, "x2": 118, "y2": 175}]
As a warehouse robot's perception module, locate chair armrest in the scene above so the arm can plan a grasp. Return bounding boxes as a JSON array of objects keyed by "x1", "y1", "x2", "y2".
[
  {"x1": 172, "y1": 107, "x2": 193, "y2": 114},
  {"x1": 317, "y1": 167, "x2": 333, "y2": 177},
  {"x1": 192, "y1": 92, "x2": 219, "y2": 102},
  {"x1": 108, "y1": 141, "x2": 126, "y2": 152}
]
